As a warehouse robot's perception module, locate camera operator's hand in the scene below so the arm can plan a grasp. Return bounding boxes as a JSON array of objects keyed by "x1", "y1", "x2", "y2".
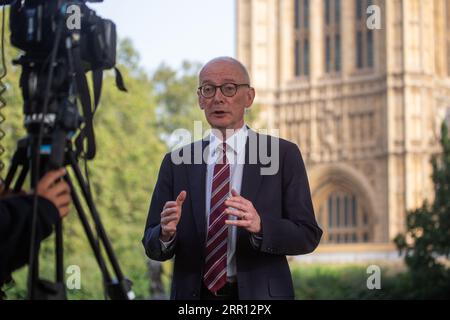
[{"x1": 36, "y1": 168, "x2": 71, "y2": 218}]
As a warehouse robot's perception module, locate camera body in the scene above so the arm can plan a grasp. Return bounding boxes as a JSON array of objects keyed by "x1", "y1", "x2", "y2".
[
  {"x1": 3, "y1": 0, "x2": 119, "y2": 169},
  {"x1": 10, "y1": 0, "x2": 116, "y2": 71},
  {"x1": 8, "y1": 0, "x2": 116, "y2": 133}
]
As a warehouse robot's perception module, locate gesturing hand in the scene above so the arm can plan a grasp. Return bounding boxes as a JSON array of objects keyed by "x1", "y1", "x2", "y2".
[
  {"x1": 160, "y1": 190, "x2": 187, "y2": 242},
  {"x1": 224, "y1": 189, "x2": 261, "y2": 234}
]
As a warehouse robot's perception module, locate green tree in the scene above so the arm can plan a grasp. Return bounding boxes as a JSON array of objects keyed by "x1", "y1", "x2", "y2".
[
  {"x1": 394, "y1": 122, "x2": 450, "y2": 299},
  {"x1": 1, "y1": 32, "x2": 166, "y2": 299},
  {"x1": 64, "y1": 38, "x2": 167, "y2": 299},
  {"x1": 0, "y1": 11, "x2": 26, "y2": 178},
  {"x1": 152, "y1": 61, "x2": 207, "y2": 145}
]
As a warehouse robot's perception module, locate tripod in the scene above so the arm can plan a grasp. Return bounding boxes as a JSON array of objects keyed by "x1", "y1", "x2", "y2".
[{"x1": 4, "y1": 135, "x2": 134, "y2": 300}]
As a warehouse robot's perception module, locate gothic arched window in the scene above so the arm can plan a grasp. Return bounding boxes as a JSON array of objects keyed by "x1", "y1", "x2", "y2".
[
  {"x1": 355, "y1": 0, "x2": 374, "y2": 69},
  {"x1": 317, "y1": 190, "x2": 372, "y2": 243},
  {"x1": 294, "y1": 0, "x2": 310, "y2": 77},
  {"x1": 324, "y1": 0, "x2": 341, "y2": 73}
]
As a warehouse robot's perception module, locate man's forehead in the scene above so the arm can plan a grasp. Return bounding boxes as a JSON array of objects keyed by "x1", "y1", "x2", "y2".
[
  {"x1": 200, "y1": 61, "x2": 244, "y2": 79},
  {"x1": 200, "y1": 73, "x2": 241, "y2": 83}
]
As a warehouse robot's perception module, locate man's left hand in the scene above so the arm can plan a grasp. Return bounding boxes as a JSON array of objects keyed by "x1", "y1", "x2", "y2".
[{"x1": 224, "y1": 189, "x2": 261, "y2": 234}]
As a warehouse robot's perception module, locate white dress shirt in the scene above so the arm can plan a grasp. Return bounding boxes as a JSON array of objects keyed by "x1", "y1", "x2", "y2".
[
  {"x1": 205, "y1": 124, "x2": 248, "y2": 282},
  {"x1": 160, "y1": 125, "x2": 253, "y2": 283}
]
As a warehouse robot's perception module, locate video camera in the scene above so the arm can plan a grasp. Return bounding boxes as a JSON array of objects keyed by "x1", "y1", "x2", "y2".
[
  {"x1": 3, "y1": 0, "x2": 125, "y2": 168},
  {"x1": 10, "y1": 0, "x2": 115, "y2": 69},
  {"x1": 1, "y1": 0, "x2": 133, "y2": 300}
]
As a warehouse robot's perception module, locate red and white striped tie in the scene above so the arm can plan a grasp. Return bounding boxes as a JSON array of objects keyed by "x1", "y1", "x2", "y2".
[{"x1": 203, "y1": 142, "x2": 230, "y2": 294}]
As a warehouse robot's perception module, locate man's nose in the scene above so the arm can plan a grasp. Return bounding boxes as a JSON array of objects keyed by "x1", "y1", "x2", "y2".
[{"x1": 212, "y1": 87, "x2": 225, "y2": 102}]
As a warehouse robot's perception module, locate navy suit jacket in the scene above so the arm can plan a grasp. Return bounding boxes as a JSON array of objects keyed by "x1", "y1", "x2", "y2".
[{"x1": 142, "y1": 129, "x2": 322, "y2": 300}]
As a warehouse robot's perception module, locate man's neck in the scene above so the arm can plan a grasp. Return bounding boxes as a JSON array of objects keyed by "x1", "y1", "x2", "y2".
[{"x1": 212, "y1": 125, "x2": 246, "y2": 142}]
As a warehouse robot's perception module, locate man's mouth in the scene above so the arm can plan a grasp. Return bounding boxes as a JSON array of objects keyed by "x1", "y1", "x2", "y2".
[{"x1": 212, "y1": 110, "x2": 228, "y2": 115}]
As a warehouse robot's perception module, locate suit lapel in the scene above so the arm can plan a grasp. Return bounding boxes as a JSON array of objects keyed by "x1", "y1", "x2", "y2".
[
  {"x1": 187, "y1": 139, "x2": 209, "y2": 243},
  {"x1": 238, "y1": 129, "x2": 266, "y2": 243},
  {"x1": 240, "y1": 129, "x2": 263, "y2": 205}
]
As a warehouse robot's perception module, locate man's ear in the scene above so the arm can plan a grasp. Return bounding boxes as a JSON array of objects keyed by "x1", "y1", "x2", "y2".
[
  {"x1": 245, "y1": 87, "x2": 256, "y2": 108},
  {"x1": 197, "y1": 90, "x2": 204, "y2": 110}
]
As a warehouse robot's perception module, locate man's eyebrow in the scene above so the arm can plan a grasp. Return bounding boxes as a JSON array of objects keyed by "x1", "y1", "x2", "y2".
[{"x1": 200, "y1": 78, "x2": 239, "y2": 84}]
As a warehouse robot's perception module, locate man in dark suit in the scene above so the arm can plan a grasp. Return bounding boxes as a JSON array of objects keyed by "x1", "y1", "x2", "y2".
[{"x1": 142, "y1": 57, "x2": 322, "y2": 300}]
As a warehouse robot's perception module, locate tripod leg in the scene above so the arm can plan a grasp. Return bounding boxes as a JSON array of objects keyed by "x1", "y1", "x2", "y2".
[
  {"x1": 64, "y1": 174, "x2": 113, "y2": 285},
  {"x1": 66, "y1": 150, "x2": 133, "y2": 300},
  {"x1": 14, "y1": 165, "x2": 29, "y2": 193},
  {"x1": 3, "y1": 138, "x2": 41, "y2": 299},
  {"x1": 55, "y1": 219, "x2": 64, "y2": 284},
  {"x1": 3, "y1": 159, "x2": 19, "y2": 191},
  {"x1": 3, "y1": 140, "x2": 29, "y2": 192}
]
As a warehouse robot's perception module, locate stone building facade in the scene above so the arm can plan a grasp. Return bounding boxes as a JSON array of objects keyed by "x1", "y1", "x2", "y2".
[{"x1": 236, "y1": 0, "x2": 450, "y2": 252}]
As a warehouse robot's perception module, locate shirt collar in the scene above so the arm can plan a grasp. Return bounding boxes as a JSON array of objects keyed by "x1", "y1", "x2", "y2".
[{"x1": 209, "y1": 124, "x2": 248, "y2": 157}]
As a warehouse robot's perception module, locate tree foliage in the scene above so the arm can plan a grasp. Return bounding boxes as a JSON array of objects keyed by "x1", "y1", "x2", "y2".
[
  {"x1": 1, "y1": 30, "x2": 167, "y2": 298},
  {"x1": 152, "y1": 60, "x2": 207, "y2": 145},
  {"x1": 394, "y1": 122, "x2": 450, "y2": 299}
]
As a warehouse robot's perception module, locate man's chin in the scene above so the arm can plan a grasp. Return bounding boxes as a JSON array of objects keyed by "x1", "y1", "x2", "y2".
[{"x1": 207, "y1": 119, "x2": 230, "y2": 129}]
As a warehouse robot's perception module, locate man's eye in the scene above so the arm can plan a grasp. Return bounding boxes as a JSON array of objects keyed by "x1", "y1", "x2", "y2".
[{"x1": 223, "y1": 85, "x2": 235, "y2": 92}]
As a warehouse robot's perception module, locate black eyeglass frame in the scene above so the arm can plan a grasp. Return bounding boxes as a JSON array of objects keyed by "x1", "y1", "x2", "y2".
[{"x1": 197, "y1": 83, "x2": 251, "y2": 98}]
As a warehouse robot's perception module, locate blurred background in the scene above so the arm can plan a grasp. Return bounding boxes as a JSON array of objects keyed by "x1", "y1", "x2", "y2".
[{"x1": 1, "y1": 0, "x2": 449, "y2": 299}]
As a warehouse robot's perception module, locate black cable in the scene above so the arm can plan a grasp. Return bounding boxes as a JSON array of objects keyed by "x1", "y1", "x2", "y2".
[
  {"x1": 27, "y1": 15, "x2": 65, "y2": 300},
  {"x1": 0, "y1": 6, "x2": 8, "y2": 178},
  {"x1": 67, "y1": 35, "x2": 108, "y2": 300}
]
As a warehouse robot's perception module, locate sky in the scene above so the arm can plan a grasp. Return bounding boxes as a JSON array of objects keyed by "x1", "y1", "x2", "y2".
[{"x1": 89, "y1": 0, "x2": 236, "y2": 74}]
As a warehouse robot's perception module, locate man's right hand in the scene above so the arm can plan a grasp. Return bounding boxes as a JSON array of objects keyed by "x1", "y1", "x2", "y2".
[{"x1": 160, "y1": 191, "x2": 186, "y2": 242}]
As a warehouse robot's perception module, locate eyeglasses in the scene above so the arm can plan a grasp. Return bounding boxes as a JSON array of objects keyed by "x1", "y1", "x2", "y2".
[{"x1": 198, "y1": 83, "x2": 250, "y2": 98}]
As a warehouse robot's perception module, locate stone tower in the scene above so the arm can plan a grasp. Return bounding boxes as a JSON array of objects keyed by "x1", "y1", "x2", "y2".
[{"x1": 237, "y1": 0, "x2": 450, "y2": 247}]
